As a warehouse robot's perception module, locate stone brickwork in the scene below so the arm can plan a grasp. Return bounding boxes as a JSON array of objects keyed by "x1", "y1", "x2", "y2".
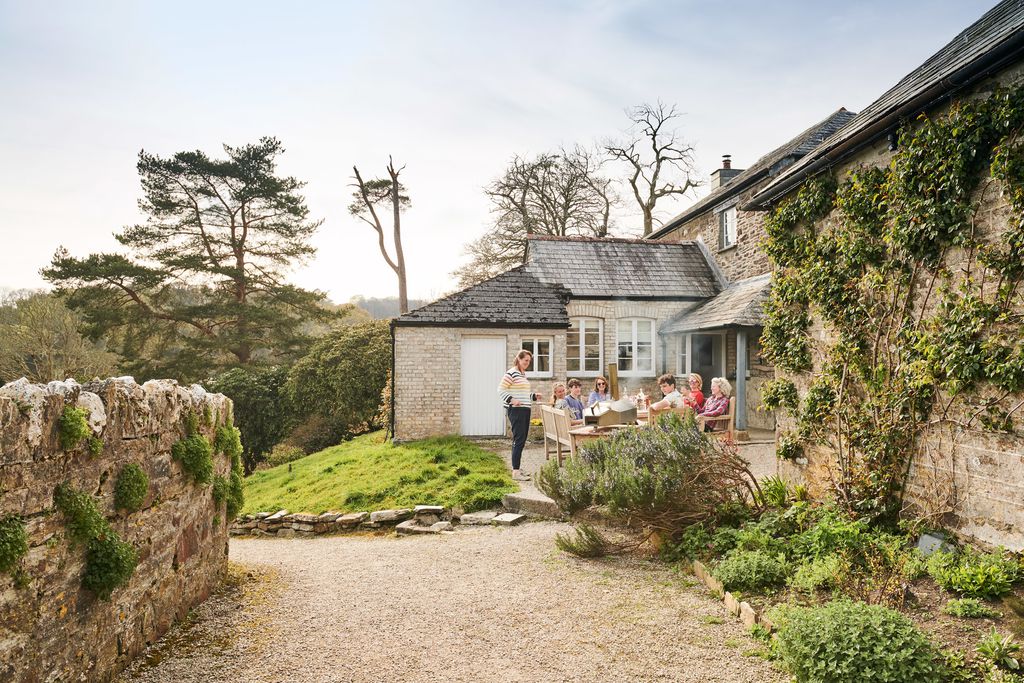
[
  {"x1": 776, "y1": 63, "x2": 1024, "y2": 551},
  {"x1": 0, "y1": 377, "x2": 232, "y2": 682}
]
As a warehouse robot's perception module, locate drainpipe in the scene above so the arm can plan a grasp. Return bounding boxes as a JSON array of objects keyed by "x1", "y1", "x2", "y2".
[{"x1": 389, "y1": 320, "x2": 397, "y2": 443}]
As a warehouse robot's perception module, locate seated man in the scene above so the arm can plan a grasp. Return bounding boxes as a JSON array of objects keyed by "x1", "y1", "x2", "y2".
[
  {"x1": 649, "y1": 373, "x2": 688, "y2": 411},
  {"x1": 564, "y1": 378, "x2": 585, "y2": 423}
]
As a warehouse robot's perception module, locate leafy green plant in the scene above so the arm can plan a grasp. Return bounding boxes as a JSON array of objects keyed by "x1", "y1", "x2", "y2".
[
  {"x1": 776, "y1": 433, "x2": 803, "y2": 461},
  {"x1": 977, "y1": 629, "x2": 1021, "y2": 673},
  {"x1": 212, "y1": 475, "x2": 229, "y2": 505},
  {"x1": 265, "y1": 443, "x2": 305, "y2": 468},
  {"x1": 928, "y1": 549, "x2": 1020, "y2": 600},
  {"x1": 942, "y1": 649, "x2": 982, "y2": 683},
  {"x1": 770, "y1": 601, "x2": 944, "y2": 682},
  {"x1": 114, "y1": 464, "x2": 148, "y2": 512},
  {"x1": 712, "y1": 550, "x2": 787, "y2": 594},
  {"x1": 662, "y1": 523, "x2": 714, "y2": 562},
  {"x1": 87, "y1": 436, "x2": 103, "y2": 456},
  {"x1": 944, "y1": 598, "x2": 1002, "y2": 619},
  {"x1": 214, "y1": 425, "x2": 243, "y2": 459},
  {"x1": 755, "y1": 476, "x2": 791, "y2": 509},
  {"x1": 58, "y1": 405, "x2": 90, "y2": 450},
  {"x1": 0, "y1": 515, "x2": 28, "y2": 574},
  {"x1": 555, "y1": 523, "x2": 612, "y2": 558},
  {"x1": 207, "y1": 365, "x2": 296, "y2": 473},
  {"x1": 54, "y1": 482, "x2": 137, "y2": 599},
  {"x1": 172, "y1": 434, "x2": 214, "y2": 485},
  {"x1": 788, "y1": 554, "x2": 844, "y2": 594},
  {"x1": 760, "y1": 379, "x2": 799, "y2": 412}
]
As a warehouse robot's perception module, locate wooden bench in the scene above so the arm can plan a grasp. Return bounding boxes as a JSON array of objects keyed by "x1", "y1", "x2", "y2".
[
  {"x1": 540, "y1": 405, "x2": 575, "y2": 465},
  {"x1": 697, "y1": 396, "x2": 736, "y2": 442}
]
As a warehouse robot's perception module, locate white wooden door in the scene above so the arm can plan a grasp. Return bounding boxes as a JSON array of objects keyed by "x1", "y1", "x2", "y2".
[{"x1": 461, "y1": 337, "x2": 507, "y2": 436}]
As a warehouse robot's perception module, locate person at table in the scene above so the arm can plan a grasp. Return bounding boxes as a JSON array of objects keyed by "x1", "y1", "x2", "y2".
[
  {"x1": 587, "y1": 376, "x2": 610, "y2": 406},
  {"x1": 684, "y1": 373, "x2": 706, "y2": 411},
  {"x1": 564, "y1": 378, "x2": 586, "y2": 423},
  {"x1": 649, "y1": 373, "x2": 687, "y2": 411},
  {"x1": 550, "y1": 382, "x2": 568, "y2": 409},
  {"x1": 699, "y1": 377, "x2": 732, "y2": 430}
]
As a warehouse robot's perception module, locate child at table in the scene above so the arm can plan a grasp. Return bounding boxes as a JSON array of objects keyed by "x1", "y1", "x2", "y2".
[
  {"x1": 650, "y1": 373, "x2": 688, "y2": 411},
  {"x1": 564, "y1": 378, "x2": 585, "y2": 423}
]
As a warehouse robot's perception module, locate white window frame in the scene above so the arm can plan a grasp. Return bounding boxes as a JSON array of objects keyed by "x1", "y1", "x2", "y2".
[
  {"x1": 616, "y1": 318, "x2": 656, "y2": 377},
  {"x1": 719, "y1": 205, "x2": 737, "y2": 249},
  {"x1": 520, "y1": 337, "x2": 553, "y2": 378},
  {"x1": 566, "y1": 318, "x2": 604, "y2": 377},
  {"x1": 676, "y1": 334, "x2": 690, "y2": 376}
]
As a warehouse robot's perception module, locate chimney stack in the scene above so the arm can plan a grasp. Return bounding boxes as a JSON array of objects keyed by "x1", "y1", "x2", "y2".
[{"x1": 710, "y1": 154, "x2": 743, "y2": 189}]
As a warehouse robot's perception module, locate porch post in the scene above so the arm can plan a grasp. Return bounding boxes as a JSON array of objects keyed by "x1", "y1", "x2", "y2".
[{"x1": 736, "y1": 328, "x2": 748, "y2": 431}]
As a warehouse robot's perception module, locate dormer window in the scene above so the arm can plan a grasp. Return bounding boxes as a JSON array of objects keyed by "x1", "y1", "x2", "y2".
[{"x1": 718, "y1": 206, "x2": 737, "y2": 249}]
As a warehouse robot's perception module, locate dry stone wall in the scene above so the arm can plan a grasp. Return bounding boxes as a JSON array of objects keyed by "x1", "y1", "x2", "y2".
[{"x1": 0, "y1": 377, "x2": 232, "y2": 682}]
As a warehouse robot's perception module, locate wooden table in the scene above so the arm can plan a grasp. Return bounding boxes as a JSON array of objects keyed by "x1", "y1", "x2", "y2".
[{"x1": 568, "y1": 424, "x2": 637, "y2": 452}]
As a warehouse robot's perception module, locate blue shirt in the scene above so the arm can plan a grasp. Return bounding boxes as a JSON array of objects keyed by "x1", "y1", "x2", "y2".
[{"x1": 564, "y1": 395, "x2": 585, "y2": 420}]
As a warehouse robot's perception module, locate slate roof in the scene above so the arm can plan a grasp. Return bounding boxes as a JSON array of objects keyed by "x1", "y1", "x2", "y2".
[
  {"x1": 647, "y1": 108, "x2": 856, "y2": 240},
  {"x1": 660, "y1": 273, "x2": 771, "y2": 333},
  {"x1": 747, "y1": 0, "x2": 1024, "y2": 209},
  {"x1": 525, "y1": 235, "x2": 721, "y2": 298},
  {"x1": 393, "y1": 266, "x2": 569, "y2": 327}
]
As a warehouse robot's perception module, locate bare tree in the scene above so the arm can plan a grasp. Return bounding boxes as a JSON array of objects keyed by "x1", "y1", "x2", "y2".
[
  {"x1": 605, "y1": 101, "x2": 700, "y2": 236},
  {"x1": 349, "y1": 158, "x2": 410, "y2": 314},
  {"x1": 453, "y1": 147, "x2": 617, "y2": 288}
]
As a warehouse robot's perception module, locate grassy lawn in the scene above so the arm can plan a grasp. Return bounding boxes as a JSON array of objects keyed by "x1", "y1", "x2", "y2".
[{"x1": 241, "y1": 432, "x2": 517, "y2": 515}]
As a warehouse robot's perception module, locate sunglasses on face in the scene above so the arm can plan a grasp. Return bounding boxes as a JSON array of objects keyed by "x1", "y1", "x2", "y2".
[{"x1": 597, "y1": 383, "x2": 606, "y2": 387}]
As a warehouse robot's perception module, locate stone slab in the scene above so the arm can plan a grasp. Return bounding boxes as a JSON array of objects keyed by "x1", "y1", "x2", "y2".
[
  {"x1": 739, "y1": 602, "x2": 757, "y2": 628},
  {"x1": 318, "y1": 512, "x2": 341, "y2": 523},
  {"x1": 430, "y1": 521, "x2": 454, "y2": 532},
  {"x1": 723, "y1": 591, "x2": 740, "y2": 616},
  {"x1": 396, "y1": 519, "x2": 438, "y2": 535},
  {"x1": 338, "y1": 512, "x2": 368, "y2": 527},
  {"x1": 502, "y1": 492, "x2": 561, "y2": 519},
  {"x1": 458, "y1": 511, "x2": 498, "y2": 525},
  {"x1": 492, "y1": 513, "x2": 527, "y2": 526},
  {"x1": 292, "y1": 513, "x2": 319, "y2": 524},
  {"x1": 414, "y1": 505, "x2": 444, "y2": 514},
  {"x1": 267, "y1": 509, "x2": 290, "y2": 522},
  {"x1": 370, "y1": 508, "x2": 413, "y2": 524},
  {"x1": 276, "y1": 528, "x2": 296, "y2": 538}
]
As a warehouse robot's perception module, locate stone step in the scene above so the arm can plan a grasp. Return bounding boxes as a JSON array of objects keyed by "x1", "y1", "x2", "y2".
[{"x1": 502, "y1": 491, "x2": 561, "y2": 519}]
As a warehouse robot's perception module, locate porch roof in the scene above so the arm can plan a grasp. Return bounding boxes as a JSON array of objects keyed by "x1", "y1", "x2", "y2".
[{"x1": 660, "y1": 273, "x2": 771, "y2": 333}]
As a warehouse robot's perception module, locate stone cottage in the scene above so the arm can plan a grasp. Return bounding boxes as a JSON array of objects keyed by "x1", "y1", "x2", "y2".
[
  {"x1": 743, "y1": 0, "x2": 1024, "y2": 549},
  {"x1": 391, "y1": 110, "x2": 860, "y2": 442}
]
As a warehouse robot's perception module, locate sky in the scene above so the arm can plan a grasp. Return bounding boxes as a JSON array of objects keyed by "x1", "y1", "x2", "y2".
[{"x1": 0, "y1": 0, "x2": 999, "y2": 304}]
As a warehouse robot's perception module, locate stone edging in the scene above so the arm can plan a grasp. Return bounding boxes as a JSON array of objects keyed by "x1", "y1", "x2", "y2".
[
  {"x1": 230, "y1": 506, "x2": 525, "y2": 538},
  {"x1": 690, "y1": 560, "x2": 773, "y2": 631}
]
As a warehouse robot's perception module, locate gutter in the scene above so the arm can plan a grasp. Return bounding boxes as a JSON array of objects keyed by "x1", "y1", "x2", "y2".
[{"x1": 744, "y1": 27, "x2": 1024, "y2": 210}]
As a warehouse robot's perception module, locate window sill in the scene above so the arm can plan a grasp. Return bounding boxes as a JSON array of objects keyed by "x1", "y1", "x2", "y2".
[
  {"x1": 717, "y1": 244, "x2": 737, "y2": 254},
  {"x1": 526, "y1": 373, "x2": 553, "y2": 379}
]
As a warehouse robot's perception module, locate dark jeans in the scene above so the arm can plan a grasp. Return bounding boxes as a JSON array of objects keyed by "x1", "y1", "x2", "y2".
[{"x1": 507, "y1": 406, "x2": 531, "y2": 470}]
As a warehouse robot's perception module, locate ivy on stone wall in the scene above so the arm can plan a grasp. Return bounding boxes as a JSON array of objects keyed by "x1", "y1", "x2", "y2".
[
  {"x1": 57, "y1": 406, "x2": 90, "y2": 451},
  {"x1": 0, "y1": 515, "x2": 28, "y2": 576},
  {"x1": 761, "y1": 85, "x2": 1024, "y2": 519},
  {"x1": 54, "y1": 483, "x2": 137, "y2": 599}
]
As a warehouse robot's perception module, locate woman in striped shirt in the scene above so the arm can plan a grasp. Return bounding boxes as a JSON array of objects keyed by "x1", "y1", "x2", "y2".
[{"x1": 498, "y1": 349, "x2": 542, "y2": 481}]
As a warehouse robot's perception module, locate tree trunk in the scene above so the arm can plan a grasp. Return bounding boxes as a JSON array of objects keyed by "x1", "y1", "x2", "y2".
[{"x1": 388, "y1": 162, "x2": 409, "y2": 314}]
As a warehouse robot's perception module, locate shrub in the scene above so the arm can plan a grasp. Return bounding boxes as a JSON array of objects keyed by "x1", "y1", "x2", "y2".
[
  {"x1": 114, "y1": 464, "x2": 148, "y2": 512},
  {"x1": 755, "y1": 475, "x2": 791, "y2": 509},
  {"x1": 770, "y1": 601, "x2": 945, "y2": 682},
  {"x1": 58, "y1": 405, "x2": 91, "y2": 450},
  {"x1": 977, "y1": 629, "x2": 1021, "y2": 676},
  {"x1": 555, "y1": 524, "x2": 612, "y2": 558},
  {"x1": 928, "y1": 548, "x2": 1020, "y2": 599},
  {"x1": 172, "y1": 434, "x2": 214, "y2": 485},
  {"x1": 789, "y1": 506, "x2": 869, "y2": 560},
  {"x1": 713, "y1": 550, "x2": 788, "y2": 593},
  {"x1": 0, "y1": 515, "x2": 28, "y2": 574},
  {"x1": 87, "y1": 436, "x2": 103, "y2": 456},
  {"x1": 54, "y1": 482, "x2": 137, "y2": 599},
  {"x1": 537, "y1": 412, "x2": 760, "y2": 534},
  {"x1": 760, "y1": 379, "x2": 799, "y2": 412},
  {"x1": 212, "y1": 475, "x2": 229, "y2": 505},
  {"x1": 264, "y1": 443, "x2": 306, "y2": 468},
  {"x1": 788, "y1": 554, "x2": 844, "y2": 594},
  {"x1": 944, "y1": 598, "x2": 1002, "y2": 619},
  {"x1": 662, "y1": 523, "x2": 714, "y2": 562},
  {"x1": 214, "y1": 425, "x2": 243, "y2": 460},
  {"x1": 207, "y1": 365, "x2": 296, "y2": 473}
]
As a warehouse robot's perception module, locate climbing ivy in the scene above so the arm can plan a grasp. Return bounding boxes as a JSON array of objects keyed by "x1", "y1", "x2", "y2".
[
  {"x1": 761, "y1": 85, "x2": 1024, "y2": 519},
  {"x1": 0, "y1": 514, "x2": 28, "y2": 575},
  {"x1": 114, "y1": 464, "x2": 149, "y2": 512},
  {"x1": 54, "y1": 483, "x2": 137, "y2": 599},
  {"x1": 58, "y1": 406, "x2": 90, "y2": 451}
]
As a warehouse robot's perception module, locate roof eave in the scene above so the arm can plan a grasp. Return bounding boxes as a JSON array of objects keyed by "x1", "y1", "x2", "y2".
[
  {"x1": 647, "y1": 168, "x2": 771, "y2": 240},
  {"x1": 744, "y1": 28, "x2": 1024, "y2": 211}
]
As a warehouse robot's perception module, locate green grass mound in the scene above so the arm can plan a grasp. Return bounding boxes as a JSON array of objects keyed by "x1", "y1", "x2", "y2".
[{"x1": 242, "y1": 432, "x2": 516, "y2": 515}]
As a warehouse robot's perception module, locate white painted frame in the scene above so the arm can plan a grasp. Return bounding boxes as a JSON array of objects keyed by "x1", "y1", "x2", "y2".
[
  {"x1": 520, "y1": 336, "x2": 554, "y2": 378},
  {"x1": 616, "y1": 318, "x2": 656, "y2": 377},
  {"x1": 566, "y1": 317, "x2": 604, "y2": 377}
]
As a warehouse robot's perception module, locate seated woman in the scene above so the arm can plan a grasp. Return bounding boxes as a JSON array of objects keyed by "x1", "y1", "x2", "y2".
[
  {"x1": 564, "y1": 378, "x2": 585, "y2": 423},
  {"x1": 649, "y1": 373, "x2": 688, "y2": 411},
  {"x1": 699, "y1": 377, "x2": 732, "y2": 430},
  {"x1": 684, "y1": 373, "x2": 706, "y2": 411},
  {"x1": 587, "y1": 377, "x2": 610, "y2": 407},
  {"x1": 550, "y1": 382, "x2": 568, "y2": 410}
]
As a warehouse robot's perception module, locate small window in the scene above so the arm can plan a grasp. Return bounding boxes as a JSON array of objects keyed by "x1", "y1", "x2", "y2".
[
  {"x1": 719, "y1": 206, "x2": 737, "y2": 249},
  {"x1": 616, "y1": 319, "x2": 654, "y2": 376},
  {"x1": 521, "y1": 337, "x2": 552, "y2": 377},
  {"x1": 676, "y1": 335, "x2": 689, "y2": 375},
  {"x1": 567, "y1": 318, "x2": 603, "y2": 375}
]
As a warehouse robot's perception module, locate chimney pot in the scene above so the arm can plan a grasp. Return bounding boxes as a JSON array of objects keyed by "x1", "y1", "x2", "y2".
[{"x1": 722, "y1": 154, "x2": 732, "y2": 170}]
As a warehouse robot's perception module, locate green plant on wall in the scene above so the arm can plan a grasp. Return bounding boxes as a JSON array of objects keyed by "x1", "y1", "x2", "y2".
[
  {"x1": 172, "y1": 434, "x2": 214, "y2": 484},
  {"x1": 58, "y1": 405, "x2": 91, "y2": 450},
  {"x1": 760, "y1": 86, "x2": 1024, "y2": 519},
  {"x1": 0, "y1": 514, "x2": 28, "y2": 575},
  {"x1": 54, "y1": 482, "x2": 137, "y2": 599},
  {"x1": 213, "y1": 425, "x2": 244, "y2": 520},
  {"x1": 114, "y1": 464, "x2": 149, "y2": 512}
]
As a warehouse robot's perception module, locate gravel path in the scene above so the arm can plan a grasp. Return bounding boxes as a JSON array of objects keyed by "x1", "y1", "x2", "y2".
[{"x1": 120, "y1": 522, "x2": 784, "y2": 683}]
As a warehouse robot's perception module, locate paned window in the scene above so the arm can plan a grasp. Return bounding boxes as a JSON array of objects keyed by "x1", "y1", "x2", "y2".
[
  {"x1": 567, "y1": 318, "x2": 603, "y2": 375},
  {"x1": 521, "y1": 337, "x2": 552, "y2": 377},
  {"x1": 719, "y1": 205, "x2": 737, "y2": 249},
  {"x1": 676, "y1": 335, "x2": 689, "y2": 375},
  {"x1": 616, "y1": 319, "x2": 654, "y2": 376}
]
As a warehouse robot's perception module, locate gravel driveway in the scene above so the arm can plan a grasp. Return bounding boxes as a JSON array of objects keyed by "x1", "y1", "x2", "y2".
[{"x1": 120, "y1": 521, "x2": 783, "y2": 683}]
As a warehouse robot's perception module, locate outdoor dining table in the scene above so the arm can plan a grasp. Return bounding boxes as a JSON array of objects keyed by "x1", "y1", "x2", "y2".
[{"x1": 568, "y1": 411, "x2": 647, "y2": 452}]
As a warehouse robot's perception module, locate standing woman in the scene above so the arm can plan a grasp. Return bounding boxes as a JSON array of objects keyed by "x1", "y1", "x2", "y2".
[{"x1": 498, "y1": 350, "x2": 542, "y2": 481}]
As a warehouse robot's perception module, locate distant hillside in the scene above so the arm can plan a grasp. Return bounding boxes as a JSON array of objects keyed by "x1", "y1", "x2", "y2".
[{"x1": 350, "y1": 296, "x2": 430, "y2": 319}]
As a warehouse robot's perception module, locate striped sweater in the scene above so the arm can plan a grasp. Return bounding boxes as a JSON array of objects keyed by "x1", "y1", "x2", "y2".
[{"x1": 498, "y1": 367, "x2": 537, "y2": 407}]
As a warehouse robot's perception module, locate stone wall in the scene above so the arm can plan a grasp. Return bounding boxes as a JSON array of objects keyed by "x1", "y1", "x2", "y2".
[
  {"x1": 0, "y1": 377, "x2": 232, "y2": 682},
  {"x1": 774, "y1": 62, "x2": 1024, "y2": 551}
]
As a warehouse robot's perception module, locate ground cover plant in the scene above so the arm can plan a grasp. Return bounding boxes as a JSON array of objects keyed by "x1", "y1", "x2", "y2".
[{"x1": 241, "y1": 431, "x2": 516, "y2": 514}]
